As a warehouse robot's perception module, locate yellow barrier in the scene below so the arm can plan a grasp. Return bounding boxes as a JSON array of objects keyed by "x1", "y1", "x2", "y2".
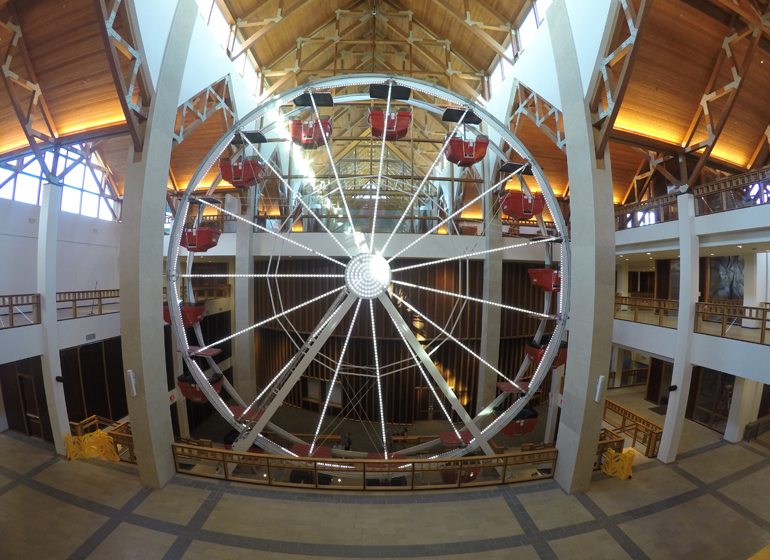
[
  {"x1": 601, "y1": 448, "x2": 634, "y2": 480},
  {"x1": 65, "y1": 430, "x2": 120, "y2": 462}
]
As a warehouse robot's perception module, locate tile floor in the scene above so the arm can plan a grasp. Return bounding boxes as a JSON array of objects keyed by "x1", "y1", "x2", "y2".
[{"x1": 1, "y1": 405, "x2": 770, "y2": 559}]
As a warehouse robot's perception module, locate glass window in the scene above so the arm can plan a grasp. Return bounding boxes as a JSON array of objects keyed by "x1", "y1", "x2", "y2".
[
  {"x1": 518, "y1": 8, "x2": 538, "y2": 51},
  {"x1": 98, "y1": 199, "x2": 115, "y2": 221},
  {"x1": 490, "y1": 59, "x2": 504, "y2": 92},
  {"x1": 61, "y1": 186, "x2": 81, "y2": 214},
  {"x1": 0, "y1": 179, "x2": 12, "y2": 200},
  {"x1": 208, "y1": 5, "x2": 230, "y2": 50},
  {"x1": 80, "y1": 191, "x2": 100, "y2": 218},
  {"x1": 83, "y1": 167, "x2": 101, "y2": 193},
  {"x1": 14, "y1": 173, "x2": 40, "y2": 205},
  {"x1": 63, "y1": 161, "x2": 85, "y2": 188}
]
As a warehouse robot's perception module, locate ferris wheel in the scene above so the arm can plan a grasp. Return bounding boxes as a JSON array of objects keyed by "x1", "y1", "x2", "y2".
[{"x1": 166, "y1": 74, "x2": 570, "y2": 461}]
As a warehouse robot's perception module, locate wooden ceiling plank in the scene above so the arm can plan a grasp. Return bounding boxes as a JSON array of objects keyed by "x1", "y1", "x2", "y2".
[
  {"x1": 231, "y1": 0, "x2": 305, "y2": 62},
  {"x1": 747, "y1": 124, "x2": 770, "y2": 168}
]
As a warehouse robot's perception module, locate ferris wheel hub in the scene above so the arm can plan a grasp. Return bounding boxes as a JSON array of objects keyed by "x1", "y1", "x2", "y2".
[{"x1": 345, "y1": 252, "x2": 392, "y2": 299}]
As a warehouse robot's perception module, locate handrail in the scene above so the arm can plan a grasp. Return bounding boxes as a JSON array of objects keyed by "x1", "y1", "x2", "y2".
[
  {"x1": 171, "y1": 442, "x2": 558, "y2": 490},
  {"x1": 56, "y1": 289, "x2": 120, "y2": 320},
  {"x1": 614, "y1": 194, "x2": 678, "y2": 230},
  {"x1": 695, "y1": 302, "x2": 769, "y2": 346},
  {"x1": 0, "y1": 293, "x2": 41, "y2": 329},
  {"x1": 614, "y1": 296, "x2": 678, "y2": 328},
  {"x1": 603, "y1": 400, "x2": 662, "y2": 458}
]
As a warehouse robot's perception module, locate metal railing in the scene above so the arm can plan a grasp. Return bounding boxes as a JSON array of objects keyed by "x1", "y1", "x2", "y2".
[
  {"x1": 694, "y1": 167, "x2": 770, "y2": 216},
  {"x1": 56, "y1": 290, "x2": 120, "y2": 320},
  {"x1": 69, "y1": 415, "x2": 136, "y2": 463},
  {"x1": 171, "y1": 442, "x2": 557, "y2": 491},
  {"x1": 614, "y1": 296, "x2": 678, "y2": 328},
  {"x1": 0, "y1": 293, "x2": 41, "y2": 329},
  {"x1": 615, "y1": 194, "x2": 678, "y2": 230},
  {"x1": 603, "y1": 400, "x2": 662, "y2": 458},
  {"x1": 695, "y1": 302, "x2": 770, "y2": 346}
]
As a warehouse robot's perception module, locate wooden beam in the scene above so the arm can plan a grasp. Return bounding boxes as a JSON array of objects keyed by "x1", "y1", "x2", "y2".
[{"x1": 591, "y1": 0, "x2": 652, "y2": 160}]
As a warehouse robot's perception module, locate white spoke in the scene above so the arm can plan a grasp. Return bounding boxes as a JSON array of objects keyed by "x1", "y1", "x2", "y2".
[
  {"x1": 193, "y1": 286, "x2": 344, "y2": 355},
  {"x1": 379, "y1": 108, "x2": 469, "y2": 255},
  {"x1": 392, "y1": 279, "x2": 553, "y2": 320},
  {"x1": 387, "y1": 171, "x2": 517, "y2": 262},
  {"x1": 369, "y1": 299, "x2": 389, "y2": 458},
  {"x1": 238, "y1": 134, "x2": 352, "y2": 257},
  {"x1": 310, "y1": 299, "x2": 363, "y2": 455},
  {"x1": 391, "y1": 237, "x2": 561, "y2": 273},
  {"x1": 179, "y1": 273, "x2": 345, "y2": 279},
  {"x1": 370, "y1": 82, "x2": 392, "y2": 251},
  {"x1": 308, "y1": 93, "x2": 358, "y2": 245},
  {"x1": 238, "y1": 293, "x2": 353, "y2": 421},
  {"x1": 381, "y1": 298, "x2": 463, "y2": 443},
  {"x1": 391, "y1": 291, "x2": 526, "y2": 391},
  {"x1": 191, "y1": 196, "x2": 346, "y2": 267}
]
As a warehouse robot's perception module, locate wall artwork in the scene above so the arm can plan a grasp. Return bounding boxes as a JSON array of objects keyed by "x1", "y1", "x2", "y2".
[{"x1": 708, "y1": 256, "x2": 744, "y2": 301}]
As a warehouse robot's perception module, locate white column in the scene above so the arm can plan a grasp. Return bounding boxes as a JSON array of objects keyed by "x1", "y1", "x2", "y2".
[
  {"x1": 616, "y1": 261, "x2": 629, "y2": 296},
  {"x1": 544, "y1": 365, "x2": 564, "y2": 444},
  {"x1": 37, "y1": 183, "x2": 70, "y2": 454},
  {"x1": 475, "y1": 188, "x2": 502, "y2": 414},
  {"x1": 233, "y1": 185, "x2": 256, "y2": 401},
  {"x1": 120, "y1": 0, "x2": 197, "y2": 488},
  {"x1": 724, "y1": 377, "x2": 762, "y2": 443},
  {"x1": 549, "y1": 1, "x2": 616, "y2": 493},
  {"x1": 742, "y1": 253, "x2": 768, "y2": 328},
  {"x1": 610, "y1": 346, "x2": 623, "y2": 388},
  {"x1": 658, "y1": 194, "x2": 698, "y2": 462}
]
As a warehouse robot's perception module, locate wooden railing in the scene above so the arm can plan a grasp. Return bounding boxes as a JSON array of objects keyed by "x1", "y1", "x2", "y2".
[
  {"x1": 56, "y1": 289, "x2": 120, "y2": 320},
  {"x1": 69, "y1": 415, "x2": 136, "y2": 463},
  {"x1": 614, "y1": 193, "x2": 678, "y2": 230},
  {"x1": 693, "y1": 166, "x2": 770, "y2": 216},
  {"x1": 171, "y1": 442, "x2": 557, "y2": 491},
  {"x1": 695, "y1": 302, "x2": 770, "y2": 346},
  {"x1": 744, "y1": 414, "x2": 770, "y2": 442},
  {"x1": 595, "y1": 428, "x2": 625, "y2": 469},
  {"x1": 614, "y1": 296, "x2": 678, "y2": 328},
  {"x1": 603, "y1": 400, "x2": 662, "y2": 458},
  {"x1": 0, "y1": 293, "x2": 41, "y2": 329}
]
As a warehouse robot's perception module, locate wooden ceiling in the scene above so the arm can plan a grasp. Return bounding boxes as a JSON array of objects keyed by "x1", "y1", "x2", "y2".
[{"x1": 0, "y1": 0, "x2": 767, "y2": 206}]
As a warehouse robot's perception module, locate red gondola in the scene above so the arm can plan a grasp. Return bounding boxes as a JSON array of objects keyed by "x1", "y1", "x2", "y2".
[
  {"x1": 525, "y1": 339, "x2": 568, "y2": 369},
  {"x1": 177, "y1": 373, "x2": 223, "y2": 404},
  {"x1": 368, "y1": 109, "x2": 412, "y2": 140},
  {"x1": 500, "y1": 408, "x2": 539, "y2": 437},
  {"x1": 528, "y1": 268, "x2": 561, "y2": 292},
  {"x1": 502, "y1": 190, "x2": 546, "y2": 219},
  {"x1": 163, "y1": 303, "x2": 206, "y2": 327},
  {"x1": 180, "y1": 226, "x2": 220, "y2": 252},
  {"x1": 289, "y1": 117, "x2": 333, "y2": 149},
  {"x1": 219, "y1": 157, "x2": 264, "y2": 188},
  {"x1": 445, "y1": 134, "x2": 489, "y2": 167}
]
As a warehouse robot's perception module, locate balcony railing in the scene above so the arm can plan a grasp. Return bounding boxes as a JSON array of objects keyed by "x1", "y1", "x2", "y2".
[
  {"x1": 0, "y1": 293, "x2": 41, "y2": 329},
  {"x1": 695, "y1": 302, "x2": 770, "y2": 346},
  {"x1": 614, "y1": 296, "x2": 678, "y2": 328},
  {"x1": 603, "y1": 400, "x2": 662, "y2": 458},
  {"x1": 615, "y1": 165, "x2": 770, "y2": 230},
  {"x1": 171, "y1": 442, "x2": 558, "y2": 491},
  {"x1": 56, "y1": 290, "x2": 120, "y2": 320}
]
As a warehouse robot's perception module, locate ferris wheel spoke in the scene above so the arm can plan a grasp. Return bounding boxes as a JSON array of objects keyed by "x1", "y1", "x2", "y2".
[
  {"x1": 191, "y1": 196, "x2": 346, "y2": 267},
  {"x1": 387, "y1": 171, "x2": 518, "y2": 263},
  {"x1": 308, "y1": 92, "x2": 359, "y2": 247},
  {"x1": 392, "y1": 279, "x2": 553, "y2": 320},
  {"x1": 390, "y1": 237, "x2": 561, "y2": 273},
  {"x1": 369, "y1": 299, "x2": 389, "y2": 458},
  {"x1": 238, "y1": 133, "x2": 352, "y2": 257},
  {"x1": 379, "y1": 108, "x2": 469, "y2": 255},
  {"x1": 370, "y1": 82, "x2": 393, "y2": 251},
  {"x1": 310, "y1": 299, "x2": 363, "y2": 455},
  {"x1": 179, "y1": 273, "x2": 345, "y2": 279},
  {"x1": 378, "y1": 293, "x2": 495, "y2": 456},
  {"x1": 389, "y1": 291, "x2": 527, "y2": 392},
  {"x1": 192, "y1": 286, "x2": 344, "y2": 355}
]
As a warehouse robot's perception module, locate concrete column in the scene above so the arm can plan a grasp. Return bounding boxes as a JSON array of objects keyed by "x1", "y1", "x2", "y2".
[
  {"x1": 549, "y1": 1, "x2": 616, "y2": 493},
  {"x1": 724, "y1": 377, "x2": 762, "y2": 443},
  {"x1": 120, "y1": 0, "x2": 197, "y2": 488},
  {"x1": 475, "y1": 189, "x2": 502, "y2": 415},
  {"x1": 658, "y1": 194, "x2": 698, "y2": 463},
  {"x1": 610, "y1": 346, "x2": 623, "y2": 389},
  {"x1": 233, "y1": 185, "x2": 256, "y2": 401},
  {"x1": 544, "y1": 365, "x2": 564, "y2": 444},
  {"x1": 37, "y1": 183, "x2": 70, "y2": 454},
  {"x1": 616, "y1": 261, "x2": 629, "y2": 296},
  {"x1": 742, "y1": 253, "x2": 768, "y2": 328},
  {"x1": 0, "y1": 374, "x2": 8, "y2": 432}
]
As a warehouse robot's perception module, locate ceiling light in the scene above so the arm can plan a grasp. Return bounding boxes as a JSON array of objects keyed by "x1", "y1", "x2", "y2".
[
  {"x1": 646, "y1": 252, "x2": 651, "y2": 255},
  {"x1": 737, "y1": 245, "x2": 742, "y2": 249}
]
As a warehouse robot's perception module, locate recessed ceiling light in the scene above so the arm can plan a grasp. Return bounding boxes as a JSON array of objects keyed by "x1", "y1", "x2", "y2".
[
  {"x1": 710, "y1": 253, "x2": 715, "y2": 256},
  {"x1": 646, "y1": 252, "x2": 651, "y2": 255},
  {"x1": 738, "y1": 245, "x2": 743, "y2": 249}
]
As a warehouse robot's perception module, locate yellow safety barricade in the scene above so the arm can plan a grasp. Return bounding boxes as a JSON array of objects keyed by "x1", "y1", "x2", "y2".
[
  {"x1": 65, "y1": 429, "x2": 120, "y2": 463},
  {"x1": 601, "y1": 448, "x2": 634, "y2": 480}
]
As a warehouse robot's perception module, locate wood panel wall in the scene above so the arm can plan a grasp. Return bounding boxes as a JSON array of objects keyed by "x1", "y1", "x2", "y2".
[{"x1": 0, "y1": 356, "x2": 53, "y2": 442}]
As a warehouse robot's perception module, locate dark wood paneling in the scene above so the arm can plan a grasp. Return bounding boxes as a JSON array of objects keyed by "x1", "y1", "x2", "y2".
[{"x1": 60, "y1": 347, "x2": 86, "y2": 422}]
